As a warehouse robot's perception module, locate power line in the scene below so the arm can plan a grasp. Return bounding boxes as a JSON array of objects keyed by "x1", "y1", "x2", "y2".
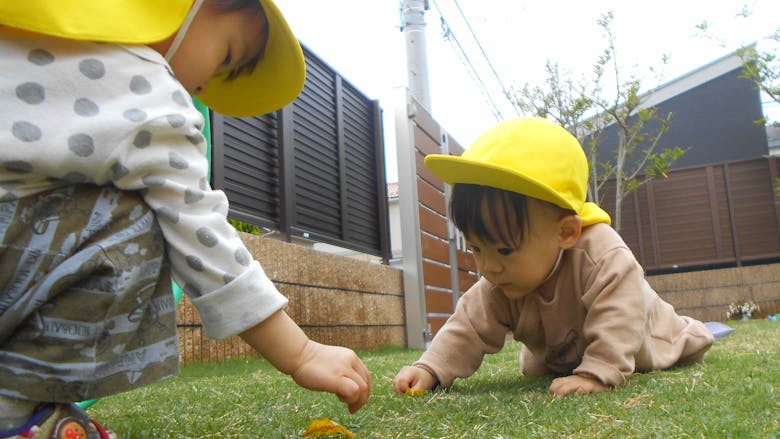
[
  {"x1": 451, "y1": 0, "x2": 521, "y2": 116},
  {"x1": 429, "y1": 0, "x2": 504, "y2": 120}
]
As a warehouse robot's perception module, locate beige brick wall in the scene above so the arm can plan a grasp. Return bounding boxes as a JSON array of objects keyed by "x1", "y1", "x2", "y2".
[
  {"x1": 649, "y1": 263, "x2": 780, "y2": 322},
  {"x1": 177, "y1": 232, "x2": 405, "y2": 365}
]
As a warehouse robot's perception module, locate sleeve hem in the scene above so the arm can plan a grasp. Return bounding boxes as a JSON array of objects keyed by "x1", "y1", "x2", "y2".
[{"x1": 190, "y1": 261, "x2": 288, "y2": 340}]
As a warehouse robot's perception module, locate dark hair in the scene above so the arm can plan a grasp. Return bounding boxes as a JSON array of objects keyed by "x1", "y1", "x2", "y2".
[
  {"x1": 450, "y1": 183, "x2": 529, "y2": 248},
  {"x1": 207, "y1": 0, "x2": 269, "y2": 81}
]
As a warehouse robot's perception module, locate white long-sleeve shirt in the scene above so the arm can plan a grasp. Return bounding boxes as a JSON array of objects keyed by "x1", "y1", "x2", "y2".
[{"x1": 0, "y1": 28, "x2": 287, "y2": 339}]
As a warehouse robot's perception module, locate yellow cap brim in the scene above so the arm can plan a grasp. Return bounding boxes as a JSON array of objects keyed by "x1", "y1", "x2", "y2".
[
  {"x1": 198, "y1": 0, "x2": 305, "y2": 117},
  {"x1": 424, "y1": 154, "x2": 580, "y2": 211},
  {"x1": 0, "y1": 0, "x2": 305, "y2": 118}
]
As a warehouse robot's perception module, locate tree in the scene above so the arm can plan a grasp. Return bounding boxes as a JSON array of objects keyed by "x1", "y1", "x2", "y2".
[
  {"x1": 696, "y1": 7, "x2": 780, "y2": 200},
  {"x1": 696, "y1": 8, "x2": 780, "y2": 126},
  {"x1": 511, "y1": 11, "x2": 685, "y2": 231}
]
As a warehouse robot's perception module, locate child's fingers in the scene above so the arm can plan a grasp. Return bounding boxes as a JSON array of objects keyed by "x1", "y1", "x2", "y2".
[
  {"x1": 391, "y1": 366, "x2": 417, "y2": 394},
  {"x1": 334, "y1": 374, "x2": 370, "y2": 413}
]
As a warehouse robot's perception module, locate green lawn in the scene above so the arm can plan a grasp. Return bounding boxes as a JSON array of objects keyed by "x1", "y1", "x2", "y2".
[{"x1": 90, "y1": 320, "x2": 779, "y2": 438}]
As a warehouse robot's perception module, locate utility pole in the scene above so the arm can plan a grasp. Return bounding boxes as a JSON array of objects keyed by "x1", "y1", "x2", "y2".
[{"x1": 401, "y1": 0, "x2": 432, "y2": 111}]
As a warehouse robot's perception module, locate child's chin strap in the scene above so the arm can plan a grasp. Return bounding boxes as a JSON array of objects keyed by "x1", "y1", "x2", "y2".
[
  {"x1": 165, "y1": 0, "x2": 206, "y2": 62},
  {"x1": 541, "y1": 249, "x2": 564, "y2": 283}
]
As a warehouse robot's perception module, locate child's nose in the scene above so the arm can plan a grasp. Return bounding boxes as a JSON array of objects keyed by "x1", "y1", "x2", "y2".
[{"x1": 482, "y1": 257, "x2": 503, "y2": 274}]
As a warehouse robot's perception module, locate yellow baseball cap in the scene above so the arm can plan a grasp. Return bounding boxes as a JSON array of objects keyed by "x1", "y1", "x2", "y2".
[
  {"x1": 425, "y1": 117, "x2": 611, "y2": 226},
  {"x1": 0, "y1": 0, "x2": 305, "y2": 117}
]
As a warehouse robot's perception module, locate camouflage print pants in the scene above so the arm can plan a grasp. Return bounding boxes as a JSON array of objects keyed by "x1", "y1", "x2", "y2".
[{"x1": 0, "y1": 185, "x2": 179, "y2": 403}]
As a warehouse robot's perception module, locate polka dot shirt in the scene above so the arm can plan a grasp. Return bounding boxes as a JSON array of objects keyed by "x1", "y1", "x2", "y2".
[{"x1": 0, "y1": 28, "x2": 287, "y2": 340}]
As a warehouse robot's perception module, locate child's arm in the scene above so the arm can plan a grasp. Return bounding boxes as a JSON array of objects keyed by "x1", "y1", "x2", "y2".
[
  {"x1": 548, "y1": 374, "x2": 609, "y2": 397},
  {"x1": 239, "y1": 309, "x2": 371, "y2": 413}
]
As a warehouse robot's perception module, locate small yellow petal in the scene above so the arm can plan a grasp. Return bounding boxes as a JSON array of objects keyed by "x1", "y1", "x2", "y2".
[
  {"x1": 404, "y1": 388, "x2": 427, "y2": 397},
  {"x1": 303, "y1": 418, "x2": 356, "y2": 439}
]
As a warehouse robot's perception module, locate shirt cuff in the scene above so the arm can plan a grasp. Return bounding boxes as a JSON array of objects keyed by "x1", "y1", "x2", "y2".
[
  {"x1": 190, "y1": 261, "x2": 288, "y2": 340},
  {"x1": 573, "y1": 355, "x2": 626, "y2": 387}
]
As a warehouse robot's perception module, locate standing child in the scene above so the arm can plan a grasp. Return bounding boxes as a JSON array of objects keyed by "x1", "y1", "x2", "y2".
[
  {"x1": 0, "y1": 1, "x2": 370, "y2": 437},
  {"x1": 393, "y1": 117, "x2": 713, "y2": 397}
]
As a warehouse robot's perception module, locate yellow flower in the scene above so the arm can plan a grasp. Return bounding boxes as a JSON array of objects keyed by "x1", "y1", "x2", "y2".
[
  {"x1": 404, "y1": 388, "x2": 427, "y2": 397},
  {"x1": 303, "y1": 418, "x2": 355, "y2": 439}
]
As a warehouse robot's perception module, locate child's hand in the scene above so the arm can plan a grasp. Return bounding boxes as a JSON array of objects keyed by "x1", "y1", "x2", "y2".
[
  {"x1": 290, "y1": 341, "x2": 371, "y2": 414},
  {"x1": 392, "y1": 365, "x2": 437, "y2": 395},
  {"x1": 548, "y1": 374, "x2": 609, "y2": 396}
]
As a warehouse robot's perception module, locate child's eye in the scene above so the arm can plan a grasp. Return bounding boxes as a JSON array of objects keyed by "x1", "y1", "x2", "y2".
[
  {"x1": 223, "y1": 49, "x2": 232, "y2": 67},
  {"x1": 468, "y1": 245, "x2": 480, "y2": 254},
  {"x1": 497, "y1": 248, "x2": 514, "y2": 256}
]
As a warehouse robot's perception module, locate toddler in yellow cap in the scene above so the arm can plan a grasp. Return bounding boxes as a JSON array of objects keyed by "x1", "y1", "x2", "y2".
[
  {"x1": 393, "y1": 117, "x2": 713, "y2": 397},
  {"x1": 0, "y1": 1, "x2": 370, "y2": 436}
]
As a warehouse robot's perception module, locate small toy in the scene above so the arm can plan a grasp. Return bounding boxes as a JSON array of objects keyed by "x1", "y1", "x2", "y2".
[{"x1": 704, "y1": 321, "x2": 734, "y2": 339}]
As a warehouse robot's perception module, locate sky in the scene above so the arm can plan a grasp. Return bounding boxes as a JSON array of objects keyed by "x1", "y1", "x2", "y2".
[{"x1": 273, "y1": 0, "x2": 780, "y2": 183}]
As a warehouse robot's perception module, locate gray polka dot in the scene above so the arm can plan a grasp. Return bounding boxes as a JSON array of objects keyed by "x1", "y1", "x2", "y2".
[
  {"x1": 110, "y1": 162, "x2": 129, "y2": 180},
  {"x1": 130, "y1": 75, "x2": 152, "y2": 94},
  {"x1": 142, "y1": 175, "x2": 166, "y2": 187},
  {"x1": 212, "y1": 203, "x2": 229, "y2": 215},
  {"x1": 79, "y1": 59, "x2": 105, "y2": 79},
  {"x1": 196, "y1": 227, "x2": 219, "y2": 247},
  {"x1": 240, "y1": 312, "x2": 259, "y2": 327},
  {"x1": 222, "y1": 273, "x2": 236, "y2": 284},
  {"x1": 133, "y1": 130, "x2": 152, "y2": 148},
  {"x1": 234, "y1": 248, "x2": 251, "y2": 266},
  {"x1": 155, "y1": 206, "x2": 179, "y2": 224},
  {"x1": 186, "y1": 255, "x2": 205, "y2": 272},
  {"x1": 172, "y1": 90, "x2": 190, "y2": 107},
  {"x1": 199, "y1": 178, "x2": 208, "y2": 190},
  {"x1": 194, "y1": 122, "x2": 203, "y2": 131},
  {"x1": 16, "y1": 82, "x2": 45, "y2": 105},
  {"x1": 184, "y1": 188, "x2": 204, "y2": 204},
  {"x1": 68, "y1": 133, "x2": 94, "y2": 157},
  {"x1": 61, "y1": 172, "x2": 88, "y2": 183},
  {"x1": 12, "y1": 121, "x2": 42, "y2": 142},
  {"x1": 3, "y1": 161, "x2": 33, "y2": 173},
  {"x1": 74, "y1": 98, "x2": 99, "y2": 117},
  {"x1": 27, "y1": 49, "x2": 54, "y2": 65},
  {"x1": 123, "y1": 108, "x2": 147, "y2": 122},
  {"x1": 186, "y1": 133, "x2": 204, "y2": 145},
  {"x1": 168, "y1": 152, "x2": 189, "y2": 169},
  {"x1": 167, "y1": 114, "x2": 186, "y2": 128},
  {"x1": 184, "y1": 283, "x2": 202, "y2": 297}
]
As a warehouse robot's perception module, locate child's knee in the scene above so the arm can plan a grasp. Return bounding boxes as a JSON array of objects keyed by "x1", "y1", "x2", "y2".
[{"x1": 519, "y1": 346, "x2": 553, "y2": 377}]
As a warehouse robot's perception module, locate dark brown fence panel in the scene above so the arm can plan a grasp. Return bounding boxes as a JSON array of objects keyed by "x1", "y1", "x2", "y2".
[
  {"x1": 211, "y1": 45, "x2": 389, "y2": 260},
  {"x1": 600, "y1": 157, "x2": 780, "y2": 273}
]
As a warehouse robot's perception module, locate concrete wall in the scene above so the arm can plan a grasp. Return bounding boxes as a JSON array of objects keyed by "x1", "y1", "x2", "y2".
[
  {"x1": 177, "y1": 232, "x2": 405, "y2": 365},
  {"x1": 649, "y1": 262, "x2": 780, "y2": 322}
]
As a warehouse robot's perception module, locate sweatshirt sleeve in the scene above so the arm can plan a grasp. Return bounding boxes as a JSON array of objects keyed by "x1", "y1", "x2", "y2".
[
  {"x1": 0, "y1": 35, "x2": 287, "y2": 340},
  {"x1": 103, "y1": 50, "x2": 288, "y2": 340},
  {"x1": 415, "y1": 280, "x2": 512, "y2": 388},
  {"x1": 573, "y1": 246, "x2": 647, "y2": 387}
]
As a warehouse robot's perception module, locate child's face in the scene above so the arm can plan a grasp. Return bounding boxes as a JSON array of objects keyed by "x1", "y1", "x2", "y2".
[
  {"x1": 154, "y1": 4, "x2": 268, "y2": 96},
  {"x1": 466, "y1": 198, "x2": 571, "y2": 300}
]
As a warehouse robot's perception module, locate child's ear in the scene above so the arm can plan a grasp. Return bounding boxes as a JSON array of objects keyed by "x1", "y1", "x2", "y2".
[{"x1": 557, "y1": 214, "x2": 582, "y2": 249}]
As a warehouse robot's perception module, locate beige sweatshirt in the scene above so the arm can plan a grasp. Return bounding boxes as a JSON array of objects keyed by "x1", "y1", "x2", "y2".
[{"x1": 416, "y1": 222, "x2": 714, "y2": 388}]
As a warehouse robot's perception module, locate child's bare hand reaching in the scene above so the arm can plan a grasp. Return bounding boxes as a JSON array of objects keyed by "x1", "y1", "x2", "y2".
[
  {"x1": 392, "y1": 365, "x2": 437, "y2": 394},
  {"x1": 240, "y1": 310, "x2": 371, "y2": 414},
  {"x1": 548, "y1": 374, "x2": 609, "y2": 396},
  {"x1": 290, "y1": 341, "x2": 371, "y2": 413}
]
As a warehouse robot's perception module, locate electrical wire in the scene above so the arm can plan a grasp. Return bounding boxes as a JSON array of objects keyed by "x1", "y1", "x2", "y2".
[
  {"x1": 451, "y1": 0, "x2": 521, "y2": 116},
  {"x1": 429, "y1": 0, "x2": 505, "y2": 120}
]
